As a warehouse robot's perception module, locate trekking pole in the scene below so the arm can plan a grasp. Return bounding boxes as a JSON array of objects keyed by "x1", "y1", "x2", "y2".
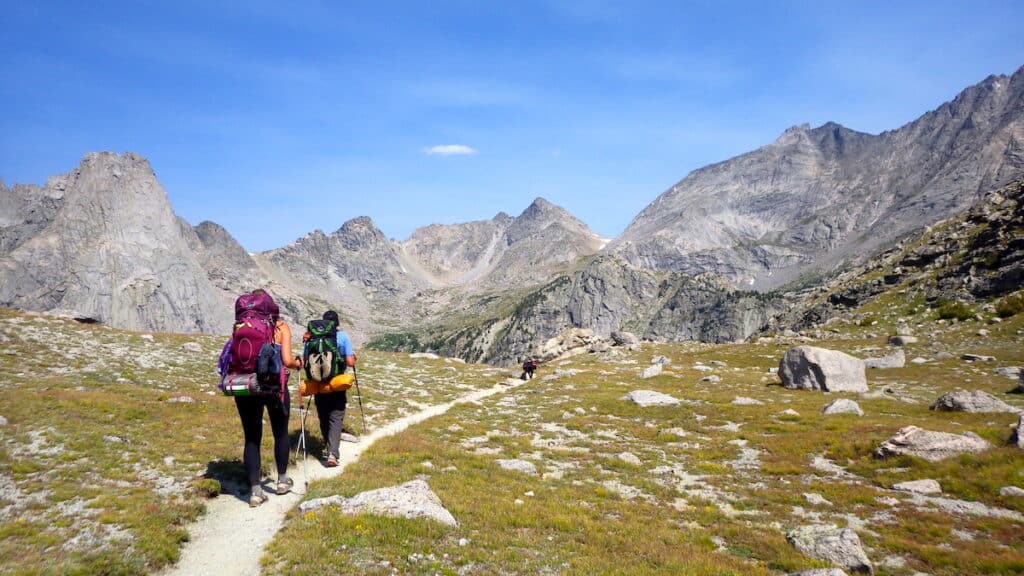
[{"x1": 352, "y1": 365, "x2": 367, "y2": 435}]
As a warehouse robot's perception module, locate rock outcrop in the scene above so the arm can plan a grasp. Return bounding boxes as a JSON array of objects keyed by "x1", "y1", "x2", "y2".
[
  {"x1": 297, "y1": 479, "x2": 457, "y2": 526},
  {"x1": 931, "y1": 390, "x2": 1019, "y2": 413},
  {"x1": 779, "y1": 346, "x2": 867, "y2": 392},
  {"x1": 874, "y1": 426, "x2": 992, "y2": 461},
  {"x1": 786, "y1": 525, "x2": 873, "y2": 574}
]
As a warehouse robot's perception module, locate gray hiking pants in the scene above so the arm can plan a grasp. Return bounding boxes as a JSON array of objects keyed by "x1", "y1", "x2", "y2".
[{"x1": 314, "y1": 391, "x2": 347, "y2": 458}]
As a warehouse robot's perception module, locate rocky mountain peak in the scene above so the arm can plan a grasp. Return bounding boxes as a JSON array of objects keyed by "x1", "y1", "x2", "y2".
[{"x1": 332, "y1": 216, "x2": 389, "y2": 251}]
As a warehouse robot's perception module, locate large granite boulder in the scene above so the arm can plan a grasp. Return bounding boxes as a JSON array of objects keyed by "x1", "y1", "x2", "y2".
[
  {"x1": 874, "y1": 426, "x2": 992, "y2": 462},
  {"x1": 931, "y1": 390, "x2": 1019, "y2": 413},
  {"x1": 779, "y1": 346, "x2": 867, "y2": 392}
]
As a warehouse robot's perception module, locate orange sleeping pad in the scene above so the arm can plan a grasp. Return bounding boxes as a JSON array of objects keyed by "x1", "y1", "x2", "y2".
[{"x1": 299, "y1": 373, "x2": 354, "y2": 396}]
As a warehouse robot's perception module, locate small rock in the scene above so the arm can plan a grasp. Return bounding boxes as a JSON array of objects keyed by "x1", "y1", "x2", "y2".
[
  {"x1": 935, "y1": 351, "x2": 954, "y2": 359},
  {"x1": 625, "y1": 390, "x2": 680, "y2": 407},
  {"x1": 610, "y1": 331, "x2": 641, "y2": 350},
  {"x1": 496, "y1": 459, "x2": 538, "y2": 475},
  {"x1": 732, "y1": 396, "x2": 764, "y2": 406},
  {"x1": 181, "y1": 342, "x2": 203, "y2": 353},
  {"x1": 995, "y1": 366, "x2": 1021, "y2": 379},
  {"x1": 893, "y1": 479, "x2": 942, "y2": 494},
  {"x1": 864, "y1": 349, "x2": 905, "y2": 369},
  {"x1": 0, "y1": 416, "x2": 7, "y2": 426},
  {"x1": 167, "y1": 396, "x2": 194, "y2": 404},
  {"x1": 910, "y1": 357, "x2": 929, "y2": 364},
  {"x1": 768, "y1": 367, "x2": 779, "y2": 374},
  {"x1": 640, "y1": 364, "x2": 663, "y2": 379},
  {"x1": 421, "y1": 461, "x2": 434, "y2": 469},
  {"x1": 617, "y1": 452, "x2": 642, "y2": 466},
  {"x1": 513, "y1": 498, "x2": 524, "y2": 506},
  {"x1": 777, "y1": 409, "x2": 801, "y2": 418},
  {"x1": 822, "y1": 399, "x2": 864, "y2": 416},
  {"x1": 999, "y1": 486, "x2": 1024, "y2": 497},
  {"x1": 1011, "y1": 415, "x2": 1024, "y2": 449},
  {"x1": 804, "y1": 493, "x2": 833, "y2": 506},
  {"x1": 888, "y1": 335, "x2": 918, "y2": 346},
  {"x1": 140, "y1": 334, "x2": 154, "y2": 341},
  {"x1": 651, "y1": 356, "x2": 671, "y2": 365},
  {"x1": 458, "y1": 538, "x2": 469, "y2": 546},
  {"x1": 409, "y1": 352, "x2": 441, "y2": 360},
  {"x1": 786, "y1": 525, "x2": 873, "y2": 574},
  {"x1": 962, "y1": 353, "x2": 996, "y2": 362},
  {"x1": 692, "y1": 364, "x2": 713, "y2": 372},
  {"x1": 700, "y1": 375, "x2": 721, "y2": 383},
  {"x1": 977, "y1": 329, "x2": 990, "y2": 337},
  {"x1": 298, "y1": 479, "x2": 458, "y2": 526},
  {"x1": 786, "y1": 570, "x2": 850, "y2": 576}
]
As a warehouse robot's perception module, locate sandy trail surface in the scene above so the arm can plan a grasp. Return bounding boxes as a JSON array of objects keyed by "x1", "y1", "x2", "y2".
[{"x1": 162, "y1": 380, "x2": 521, "y2": 576}]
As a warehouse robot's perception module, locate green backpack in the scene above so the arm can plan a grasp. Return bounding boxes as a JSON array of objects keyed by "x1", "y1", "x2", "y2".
[{"x1": 303, "y1": 319, "x2": 342, "y2": 382}]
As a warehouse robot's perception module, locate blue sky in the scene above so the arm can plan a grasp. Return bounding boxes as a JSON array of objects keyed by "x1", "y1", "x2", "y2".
[{"x1": 2, "y1": 1, "x2": 1022, "y2": 251}]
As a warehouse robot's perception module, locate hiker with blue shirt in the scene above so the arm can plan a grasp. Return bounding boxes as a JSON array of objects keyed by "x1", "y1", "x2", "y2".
[{"x1": 313, "y1": 310, "x2": 358, "y2": 467}]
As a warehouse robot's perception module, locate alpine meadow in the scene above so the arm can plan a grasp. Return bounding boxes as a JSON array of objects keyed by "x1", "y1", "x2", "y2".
[{"x1": 2, "y1": 4, "x2": 1024, "y2": 575}]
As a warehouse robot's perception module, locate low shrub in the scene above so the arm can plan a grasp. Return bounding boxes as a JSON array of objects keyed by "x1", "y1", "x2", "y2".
[
  {"x1": 935, "y1": 300, "x2": 975, "y2": 321},
  {"x1": 996, "y1": 292, "x2": 1024, "y2": 318}
]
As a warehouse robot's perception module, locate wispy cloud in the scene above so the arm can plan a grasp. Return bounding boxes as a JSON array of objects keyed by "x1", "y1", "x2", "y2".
[{"x1": 424, "y1": 144, "x2": 478, "y2": 156}]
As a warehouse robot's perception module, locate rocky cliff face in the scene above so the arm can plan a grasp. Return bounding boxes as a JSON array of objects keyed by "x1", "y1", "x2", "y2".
[
  {"x1": 0, "y1": 153, "x2": 229, "y2": 332},
  {"x1": 424, "y1": 255, "x2": 784, "y2": 366},
  {"x1": 611, "y1": 66, "x2": 1024, "y2": 290}
]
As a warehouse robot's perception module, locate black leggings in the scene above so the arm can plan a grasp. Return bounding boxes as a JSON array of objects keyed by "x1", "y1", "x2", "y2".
[{"x1": 235, "y1": 392, "x2": 290, "y2": 487}]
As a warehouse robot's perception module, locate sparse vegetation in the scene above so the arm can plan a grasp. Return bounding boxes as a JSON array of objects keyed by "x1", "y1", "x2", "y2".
[
  {"x1": 935, "y1": 299, "x2": 976, "y2": 321},
  {"x1": 996, "y1": 292, "x2": 1024, "y2": 318}
]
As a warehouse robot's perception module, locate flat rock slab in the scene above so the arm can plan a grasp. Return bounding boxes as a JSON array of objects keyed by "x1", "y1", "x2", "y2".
[
  {"x1": 496, "y1": 459, "x2": 538, "y2": 475},
  {"x1": 931, "y1": 390, "x2": 1019, "y2": 413},
  {"x1": 864, "y1": 349, "x2": 905, "y2": 369},
  {"x1": 625, "y1": 390, "x2": 680, "y2": 407},
  {"x1": 779, "y1": 346, "x2": 867, "y2": 392},
  {"x1": 732, "y1": 396, "x2": 764, "y2": 406},
  {"x1": 893, "y1": 479, "x2": 942, "y2": 494},
  {"x1": 874, "y1": 425, "x2": 992, "y2": 462},
  {"x1": 786, "y1": 525, "x2": 873, "y2": 574},
  {"x1": 822, "y1": 399, "x2": 864, "y2": 416},
  {"x1": 298, "y1": 479, "x2": 457, "y2": 526}
]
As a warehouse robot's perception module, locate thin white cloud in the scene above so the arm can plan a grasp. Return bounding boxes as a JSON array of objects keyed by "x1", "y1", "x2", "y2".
[{"x1": 424, "y1": 144, "x2": 478, "y2": 156}]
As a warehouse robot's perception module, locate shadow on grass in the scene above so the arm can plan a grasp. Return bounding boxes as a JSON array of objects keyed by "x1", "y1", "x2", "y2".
[{"x1": 204, "y1": 459, "x2": 249, "y2": 503}]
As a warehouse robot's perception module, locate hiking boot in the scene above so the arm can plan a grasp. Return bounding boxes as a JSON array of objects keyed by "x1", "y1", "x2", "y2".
[
  {"x1": 325, "y1": 455, "x2": 339, "y2": 467},
  {"x1": 249, "y1": 489, "x2": 268, "y2": 508},
  {"x1": 276, "y1": 477, "x2": 294, "y2": 495}
]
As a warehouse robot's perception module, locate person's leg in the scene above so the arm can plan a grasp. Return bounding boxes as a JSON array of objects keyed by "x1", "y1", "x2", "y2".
[
  {"x1": 234, "y1": 396, "x2": 264, "y2": 492},
  {"x1": 314, "y1": 393, "x2": 333, "y2": 457},
  {"x1": 266, "y1": 391, "x2": 291, "y2": 481},
  {"x1": 324, "y1": 392, "x2": 347, "y2": 455}
]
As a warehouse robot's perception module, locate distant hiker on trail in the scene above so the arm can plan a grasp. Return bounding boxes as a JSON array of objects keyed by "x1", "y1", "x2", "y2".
[
  {"x1": 520, "y1": 358, "x2": 538, "y2": 380},
  {"x1": 304, "y1": 310, "x2": 357, "y2": 467},
  {"x1": 220, "y1": 289, "x2": 303, "y2": 507}
]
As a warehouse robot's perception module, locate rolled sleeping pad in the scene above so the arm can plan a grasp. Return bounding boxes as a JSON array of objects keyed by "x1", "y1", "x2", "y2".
[{"x1": 299, "y1": 372, "x2": 355, "y2": 396}]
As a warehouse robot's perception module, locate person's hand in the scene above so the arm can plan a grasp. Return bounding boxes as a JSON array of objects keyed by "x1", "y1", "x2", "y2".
[{"x1": 295, "y1": 357, "x2": 303, "y2": 370}]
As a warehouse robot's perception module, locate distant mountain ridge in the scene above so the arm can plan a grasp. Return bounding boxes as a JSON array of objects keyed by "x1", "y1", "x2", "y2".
[
  {"x1": 2, "y1": 66, "x2": 1023, "y2": 364},
  {"x1": 611, "y1": 66, "x2": 1024, "y2": 289}
]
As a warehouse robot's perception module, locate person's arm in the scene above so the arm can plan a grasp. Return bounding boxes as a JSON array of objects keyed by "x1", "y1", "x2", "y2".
[
  {"x1": 276, "y1": 322, "x2": 302, "y2": 369},
  {"x1": 339, "y1": 332, "x2": 356, "y2": 367}
]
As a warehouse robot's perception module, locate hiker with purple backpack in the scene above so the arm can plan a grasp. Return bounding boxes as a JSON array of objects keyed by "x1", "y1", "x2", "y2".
[{"x1": 218, "y1": 289, "x2": 303, "y2": 507}]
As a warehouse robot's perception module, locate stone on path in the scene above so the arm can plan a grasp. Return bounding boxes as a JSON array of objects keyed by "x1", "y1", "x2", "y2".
[
  {"x1": 874, "y1": 426, "x2": 992, "y2": 462},
  {"x1": 298, "y1": 479, "x2": 457, "y2": 527},
  {"x1": 822, "y1": 399, "x2": 863, "y2": 416},
  {"x1": 640, "y1": 364, "x2": 662, "y2": 379},
  {"x1": 779, "y1": 346, "x2": 867, "y2": 392},
  {"x1": 786, "y1": 525, "x2": 873, "y2": 574},
  {"x1": 893, "y1": 479, "x2": 942, "y2": 495},
  {"x1": 864, "y1": 349, "x2": 905, "y2": 369},
  {"x1": 625, "y1": 390, "x2": 680, "y2": 407},
  {"x1": 496, "y1": 459, "x2": 538, "y2": 475},
  {"x1": 931, "y1": 390, "x2": 1018, "y2": 413}
]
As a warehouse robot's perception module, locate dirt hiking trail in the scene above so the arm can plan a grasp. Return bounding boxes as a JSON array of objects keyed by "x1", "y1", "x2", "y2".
[{"x1": 163, "y1": 380, "x2": 523, "y2": 576}]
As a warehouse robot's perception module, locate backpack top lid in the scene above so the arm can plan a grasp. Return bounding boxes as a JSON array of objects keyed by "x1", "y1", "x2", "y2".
[
  {"x1": 235, "y1": 291, "x2": 279, "y2": 322},
  {"x1": 307, "y1": 318, "x2": 337, "y2": 337}
]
